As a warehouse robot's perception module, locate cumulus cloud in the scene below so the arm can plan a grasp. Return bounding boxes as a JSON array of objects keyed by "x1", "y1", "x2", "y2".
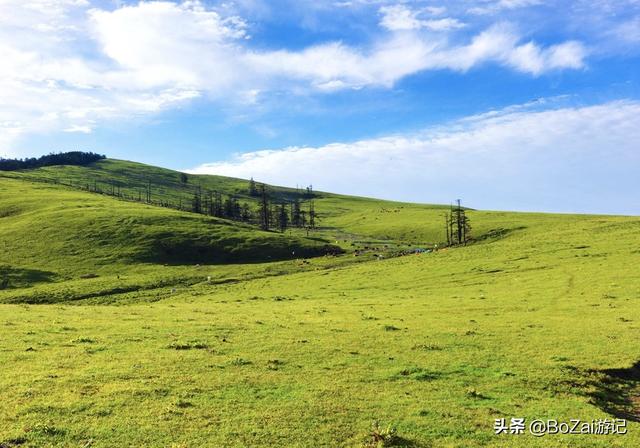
[
  {"x1": 89, "y1": 1, "x2": 248, "y2": 91},
  {"x1": 188, "y1": 100, "x2": 640, "y2": 214},
  {"x1": 0, "y1": 1, "x2": 217, "y2": 154},
  {"x1": 0, "y1": 0, "x2": 591, "y2": 152}
]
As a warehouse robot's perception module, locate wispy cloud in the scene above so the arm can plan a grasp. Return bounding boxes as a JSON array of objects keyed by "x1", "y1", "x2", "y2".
[
  {"x1": 0, "y1": 0, "x2": 595, "y2": 152},
  {"x1": 609, "y1": 16, "x2": 640, "y2": 44},
  {"x1": 468, "y1": 0, "x2": 543, "y2": 15},
  {"x1": 188, "y1": 100, "x2": 640, "y2": 214},
  {"x1": 379, "y1": 5, "x2": 465, "y2": 31}
]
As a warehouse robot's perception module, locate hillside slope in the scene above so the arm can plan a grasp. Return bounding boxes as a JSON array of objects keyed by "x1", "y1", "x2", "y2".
[
  {"x1": 1, "y1": 158, "x2": 459, "y2": 245},
  {"x1": 0, "y1": 192, "x2": 638, "y2": 446},
  {"x1": 1, "y1": 158, "x2": 313, "y2": 210},
  {"x1": 3, "y1": 158, "x2": 634, "y2": 304},
  {"x1": 0, "y1": 177, "x2": 337, "y2": 280}
]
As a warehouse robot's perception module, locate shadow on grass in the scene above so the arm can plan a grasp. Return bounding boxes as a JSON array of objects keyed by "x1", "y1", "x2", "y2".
[
  {"x1": 587, "y1": 360, "x2": 640, "y2": 422},
  {"x1": 0, "y1": 437, "x2": 27, "y2": 448},
  {"x1": 363, "y1": 435, "x2": 423, "y2": 448},
  {"x1": 0, "y1": 265, "x2": 58, "y2": 289},
  {"x1": 384, "y1": 435, "x2": 422, "y2": 447},
  {"x1": 473, "y1": 226, "x2": 527, "y2": 243},
  {"x1": 363, "y1": 421, "x2": 427, "y2": 448},
  {"x1": 144, "y1": 238, "x2": 343, "y2": 265}
]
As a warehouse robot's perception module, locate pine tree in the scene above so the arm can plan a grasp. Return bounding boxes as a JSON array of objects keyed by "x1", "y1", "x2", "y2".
[
  {"x1": 223, "y1": 196, "x2": 234, "y2": 218},
  {"x1": 213, "y1": 192, "x2": 223, "y2": 217},
  {"x1": 249, "y1": 177, "x2": 258, "y2": 196},
  {"x1": 206, "y1": 190, "x2": 214, "y2": 216},
  {"x1": 444, "y1": 200, "x2": 471, "y2": 245},
  {"x1": 258, "y1": 184, "x2": 270, "y2": 230},
  {"x1": 308, "y1": 200, "x2": 316, "y2": 229},
  {"x1": 291, "y1": 198, "x2": 301, "y2": 227},
  {"x1": 192, "y1": 185, "x2": 202, "y2": 214},
  {"x1": 278, "y1": 203, "x2": 289, "y2": 232},
  {"x1": 300, "y1": 210, "x2": 307, "y2": 228},
  {"x1": 305, "y1": 184, "x2": 314, "y2": 198},
  {"x1": 444, "y1": 213, "x2": 451, "y2": 246},
  {"x1": 232, "y1": 197, "x2": 241, "y2": 220}
]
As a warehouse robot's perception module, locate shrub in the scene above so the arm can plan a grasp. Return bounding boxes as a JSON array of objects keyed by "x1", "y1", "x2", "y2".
[{"x1": 363, "y1": 421, "x2": 398, "y2": 447}]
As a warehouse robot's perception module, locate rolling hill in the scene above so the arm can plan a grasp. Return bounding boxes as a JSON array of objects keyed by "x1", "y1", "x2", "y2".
[
  {"x1": 0, "y1": 158, "x2": 639, "y2": 447},
  {"x1": 0, "y1": 158, "x2": 458, "y2": 245},
  {"x1": 0, "y1": 174, "x2": 345, "y2": 304}
]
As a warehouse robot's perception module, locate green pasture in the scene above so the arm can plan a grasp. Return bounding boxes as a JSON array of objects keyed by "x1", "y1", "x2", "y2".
[{"x1": 0, "y1": 160, "x2": 638, "y2": 447}]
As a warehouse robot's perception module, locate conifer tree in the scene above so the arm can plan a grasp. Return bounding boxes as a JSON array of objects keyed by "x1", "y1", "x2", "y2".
[
  {"x1": 213, "y1": 192, "x2": 223, "y2": 217},
  {"x1": 258, "y1": 184, "x2": 270, "y2": 230},
  {"x1": 192, "y1": 185, "x2": 202, "y2": 214},
  {"x1": 278, "y1": 203, "x2": 289, "y2": 232},
  {"x1": 291, "y1": 198, "x2": 301, "y2": 227},
  {"x1": 249, "y1": 177, "x2": 258, "y2": 196},
  {"x1": 444, "y1": 200, "x2": 471, "y2": 245},
  {"x1": 308, "y1": 200, "x2": 316, "y2": 229}
]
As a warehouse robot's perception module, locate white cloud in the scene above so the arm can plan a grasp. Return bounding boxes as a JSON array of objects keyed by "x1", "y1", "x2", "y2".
[
  {"x1": 88, "y1": 1, "x2": 248, "y2": 91},
  {"x1": 610, "y1": 17, "x2": 640, "y2": 43},
  {"x1": 425, "y1": 23, "x2": 586, "y2": 74},
  {"x1": 0, "y1": 0, "x2": 244, "y2": 153},
  {"x1": 506, "y1": 40, "x2": 586, "y2": 74},
  {"x1": 379, "y1": 5, "x2": 465, "y2": 31},
  {"x1": 64, "y1": 124, "x2": 92, "y2": 133},
  {"x1": 425, "y1": 6, "x2": 447, "y2": 16},
  {"x1": 0, "y1": 1, "x2": 591, "y2": 153},
  {"x1": 188, "y1": 100, "x2": 640, "y2": 214},
  {"x1": 379, "y1": 5, "x2": 423, "y2": 30},
  {"x1": 469, "y1": 0, "x2": 543, "y2": 15},
  {"x1": 423, "y1": 18, "x2": 467, "y2": 31},
  {"x1": 246, "y1": 23, "x2": 585, "y2": 89}
]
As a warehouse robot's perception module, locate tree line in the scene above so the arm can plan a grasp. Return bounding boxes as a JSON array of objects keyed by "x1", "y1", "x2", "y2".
[
  {"x1": 0, "y1": 151, "x2": 105, "y2": 171},
  {"x1": 189, "y1": 179, "x2": 317, "y2": 233},
  {"x1": 255, "y1": 183, "x2": 316, "y2": 232},
  {"x1": 25, "y1": 166, "x2": 318, "y2": 234},
  {"x1": 0, "y1": 150, "x2": 318, "y2": 233},
  {"x1": 3, "y1": 151, "x2": 476, "y2": 244}
]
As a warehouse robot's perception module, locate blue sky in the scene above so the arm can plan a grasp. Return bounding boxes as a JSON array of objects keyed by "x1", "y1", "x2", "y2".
[{"x1": 1, "y1": 0, "x2": 639, "y2": 213}]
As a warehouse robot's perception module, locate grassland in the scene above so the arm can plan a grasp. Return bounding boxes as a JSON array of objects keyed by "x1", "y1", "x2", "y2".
[
  {"x1": 0, "y1": 175, "x2": 347, "y2": 303},
  {"x1": 0, "y1": 161, "x2": 639, "y2": 447},
  {"x1": 0, "y1": 158, "x2": 454, "y2": 246}
]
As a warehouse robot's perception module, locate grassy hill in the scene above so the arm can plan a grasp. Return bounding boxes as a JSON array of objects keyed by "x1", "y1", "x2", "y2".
[
  {"x1": 1, "y1": 158, "x2": 460, "y2": 246},
  {"x1": 0, "y1": 176, "x2": 343, "y2": 303},
  {"x1": 1, "y1": 158, "x2": 331, "y2": 218},
  {"x1": 1, "y1": 158, "x2": 639, "y2": 447}
]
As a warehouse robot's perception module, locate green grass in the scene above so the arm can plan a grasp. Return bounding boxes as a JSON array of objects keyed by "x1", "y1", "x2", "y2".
[
  {"x1": 0, "y1": 158, "x2": 457, "y2": 246},
  {"x1": 0, "y1": 158, "x2": 336, "y2": 217},
  {"x1": 0, "y1": 158, "x2": 254, "y2": 205},
  {"x1": 1, "y1": 162, "x2": 639, "y2": 446},
  {"x1": 0, "y1": 177, "x2": 343, "y2": 302}
]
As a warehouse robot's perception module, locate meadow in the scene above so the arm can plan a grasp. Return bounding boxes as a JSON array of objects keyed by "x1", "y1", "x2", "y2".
[{"x1": 0, "y1": 160, "x2": 638, "y2": 447}]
